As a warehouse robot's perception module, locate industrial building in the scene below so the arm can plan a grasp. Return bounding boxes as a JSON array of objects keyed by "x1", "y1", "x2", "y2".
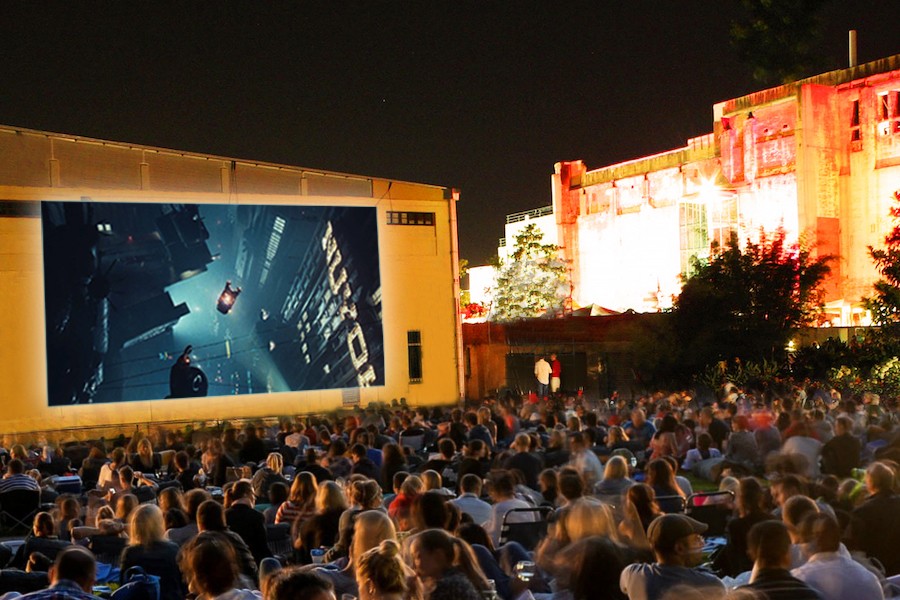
[{"x1": 552, "y1": 55, "x2": 900, "y2": 321}]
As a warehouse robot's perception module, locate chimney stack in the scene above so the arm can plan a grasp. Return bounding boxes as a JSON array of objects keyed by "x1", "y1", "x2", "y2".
[{"x1": 849, "y1": 30, "x2": 858, "y2": 68}]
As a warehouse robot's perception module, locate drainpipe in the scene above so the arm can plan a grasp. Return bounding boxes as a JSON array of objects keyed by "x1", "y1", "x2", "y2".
[{"x1": 449, "y1": 188, "x2": 465, "y2": 407}]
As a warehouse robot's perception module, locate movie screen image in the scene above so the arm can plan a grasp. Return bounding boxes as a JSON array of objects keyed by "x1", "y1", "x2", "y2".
[{"x1": 41, "y1": 200, "x2": 384, "y2": 406}]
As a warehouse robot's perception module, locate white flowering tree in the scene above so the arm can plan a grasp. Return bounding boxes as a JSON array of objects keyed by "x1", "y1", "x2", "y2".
[{"x1": 490, "y1": 224, "x2": 567, "y2": 321}]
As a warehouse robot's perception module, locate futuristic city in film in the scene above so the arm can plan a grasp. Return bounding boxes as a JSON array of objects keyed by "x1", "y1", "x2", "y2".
[{"x1": 41, "y1": 200, "x2": 384, "y2": 405}]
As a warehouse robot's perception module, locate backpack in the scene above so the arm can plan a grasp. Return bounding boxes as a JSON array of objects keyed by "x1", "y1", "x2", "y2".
[{"x1": 111, "y1": 566, "x2": 160, "y2": 600}]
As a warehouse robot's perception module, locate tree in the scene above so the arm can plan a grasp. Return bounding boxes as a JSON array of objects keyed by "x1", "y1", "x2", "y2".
[
  {"x1": 730, "y1": 0, "x2": 832, "y2": 85},
  {"x1": 490, "y1": 224, "x2": 567, "y2": 321},
  {"x1": 865, "y1": 191, "x2": 900, "y2": 326},
  {"x1": 673, "y1": 227, "x2": 831, "y2": 375},
  {"x1": 854, "y1": 190, "x2": 900, "y2": 376},
  {"x1": 458, "y1": 258, "x2": 471, "y2": 307}
]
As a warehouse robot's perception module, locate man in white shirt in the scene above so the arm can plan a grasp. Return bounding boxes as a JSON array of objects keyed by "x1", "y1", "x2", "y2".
[
  {"x1": 97, "y1": 447, "x2": 126, "y2": 491},
  {"x1": 534, "y1": 356, "x2": 551, "y2": 399},
  {"x1": 792, "y1": 512, "x2": 884, "y2": 600},
  {"x1": 568, "y1": 433, "x2": 604, "y2": 490},
  {"x1": 450, "y1": 473, "x2": 492, "y2": 526}
]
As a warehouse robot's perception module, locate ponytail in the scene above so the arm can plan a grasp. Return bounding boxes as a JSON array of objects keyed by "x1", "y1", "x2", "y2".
[{"x1": 451, "y1": 537, "x2": 490, "y2": 592}]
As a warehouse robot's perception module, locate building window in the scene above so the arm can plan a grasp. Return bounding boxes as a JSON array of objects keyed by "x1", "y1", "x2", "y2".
[
  {"x1": 387, "y1": 211, "x2": 435, "y2": 226},
  {"x1": 877, "y1": 91, "x2": 900, "y2": 136},
  {"x1": 407, "y1": 330, "x2": 423, "y2": 383},
  {"x1": 850, "y1": 99, "x2": 862, "y2": 148},
  {"x1": 679, "y1": 202, "x2": 708, "y2": 277}
]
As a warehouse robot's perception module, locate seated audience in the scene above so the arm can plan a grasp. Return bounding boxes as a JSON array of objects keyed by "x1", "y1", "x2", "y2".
[
  {"x1": 792, "y1": 512, "x2": 884, "y2": 600},
  {"x1": 19, "y1": 546, "x2": 97, "y2": 599},
  {"x1": 739, "y1": 520, "x2": 822, "y2": 600},
  {"x1": 619, "y1": 514, "x2": 725, "y2": 600},
  {"x1": 180, "y1": 531, "x2": 260, "y2": 599},
  {"x1": 121, "y1": 504, "x2": 185, "y2": 600}
]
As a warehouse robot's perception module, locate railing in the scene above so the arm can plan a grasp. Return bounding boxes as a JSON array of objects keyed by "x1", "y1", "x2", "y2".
[{"x1": 506, "y1": 205, "x2": 553, "y2": 224}]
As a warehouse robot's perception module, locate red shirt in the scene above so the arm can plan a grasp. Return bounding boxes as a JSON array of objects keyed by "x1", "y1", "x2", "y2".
[{"x1": 551, "y1": 359, "x2": 561, "y2": 377}]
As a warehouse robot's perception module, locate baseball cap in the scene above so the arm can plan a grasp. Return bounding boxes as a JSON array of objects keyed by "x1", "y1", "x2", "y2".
[{"x1": 647, "y1": 514, "x2": 708, "y2": 552}]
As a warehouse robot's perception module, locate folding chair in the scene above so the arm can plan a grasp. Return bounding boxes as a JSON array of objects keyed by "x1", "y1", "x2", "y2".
[
  {"x1": 133, "y1": 485, "x2": 157, "y2": 504},
  {"x1": 399, "y1": 434, "x2": 425, "y2": 453},
  {"x1": 266, "y1": 522, "x2": 292, "y2": 556},
  {"x1": 159, "y1": 450, "x2": 176, "y2": 471},
  {"x1": 0, "y1": 489, "x2": 41, "y2": 535},
  {"x1": 686, "y1": 490, "x2": 735, "y2": 537},
  {"x1": 89, "y1": 535, "x2": 127, "y2": 567},
  {"x1": 655, "y1": 495, "x2": 687, "y2": 514},
  {"x1": 0, "y1": 570, "x2": 49, "y2": 594},
  {"x1": 498, "y1": 506, "x2": 553, "y2": 551}
]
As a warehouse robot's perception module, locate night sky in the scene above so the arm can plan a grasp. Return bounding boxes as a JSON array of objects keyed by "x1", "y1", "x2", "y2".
[{"x1": 1, "y1": 2, "x2": 896, "y2": 264}]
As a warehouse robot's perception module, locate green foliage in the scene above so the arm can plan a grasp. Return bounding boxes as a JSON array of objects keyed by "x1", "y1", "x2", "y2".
[
  {"x1": 695, "y1": 358, "x2": 782, "y2": 390},
  {"x1": 674, "y1": 227, "x2": 831, "y2": 374},
  {"x1": 790, "y1": 337, "x2": 853, "y2": 381},
  {"x1": 829, "y1": 357, "x2": 900, "y2": 401},
  {"x1": 730, "y1": 0, "x2": 832, "y2": 84},
  {"x1": 459, "y1": 258, "x2": 471, "y2": 306},
  {"x1": 490, "y1": 223, "x2": 567, "y2": 322},
  {"x1": 864, "y1": 191, "x2": 900, "y2": 327}
]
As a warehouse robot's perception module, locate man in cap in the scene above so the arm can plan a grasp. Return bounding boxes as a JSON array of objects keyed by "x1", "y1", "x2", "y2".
[{"x1": 620, "y1": 514, "x2": 725, "y2": 600}]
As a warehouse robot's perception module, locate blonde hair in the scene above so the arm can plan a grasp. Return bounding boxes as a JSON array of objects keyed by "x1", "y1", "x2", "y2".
[
  {"x1": 603, "y1": 455, "x2": 628, "y2": 480},
  {"x1": 266, "y1": 452, "x2": 284, "y2": 474},
  {"x1": 400, "y1": 475, "x2": 425, "y2": 496},
  {"x1": 420, "y1": 470, "x2": 442, "y2": 491},
  {"x1": 357, "y1": 539, "x2": 408, "y2": 596},
  {"x1": 137, "y1": 438, "x2": 153, "y2": 456},
  {"x1": 351, "y1": 510, "x2": 396, "y2": 564},
  {"x1": 129, "y1": 504, "x2": 166, "y2": 546},
  {"x1": 719, "y1": 476, "x2": 740, "y2": 494},
  {"x1": 564, "y1": 498, "x2": 619, "y2": 543},
  {"x1": 316, "y1": 480, "x2": 348, "y2": 513}
]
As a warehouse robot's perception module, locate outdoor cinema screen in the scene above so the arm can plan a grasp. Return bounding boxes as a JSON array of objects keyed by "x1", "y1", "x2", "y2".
[{"x1": 41, "y1": 200, "x2": 384, "y2": 406}]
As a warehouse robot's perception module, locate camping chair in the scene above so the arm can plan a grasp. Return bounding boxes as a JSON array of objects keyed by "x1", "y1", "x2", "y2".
[
  {"x1": 159, "y1": 450, "x2": 176, "y2": 471},
  {"x1": 266, "y1": 523, "x2": 292, "y2": 556},
  {"x1": 89, "y1": 535, "x2": 128, "y2": 567},
  {"x1": 655, "y1": 495, "x2": 687, "y2": 514},
  {"x1": 399, "y1": 433, "x2": 425, "y2": 453},
  {"x1": 686, "y1": 490, "x2": 735, "y2": 537},
  {"x1": 498, "y1": 506, "x2": 553, "y2": 551},
  {"x1": 0, "y1": 489, "x2": 41, "y2": 535}
]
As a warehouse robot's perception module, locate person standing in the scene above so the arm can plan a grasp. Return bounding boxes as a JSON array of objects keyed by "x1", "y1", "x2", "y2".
[
  {"x1": 534, "y1": 356, "x2": 551, "y2": 399},
  {"x1": 550, "y1": 353, "x2": 562, "y2": 394}
]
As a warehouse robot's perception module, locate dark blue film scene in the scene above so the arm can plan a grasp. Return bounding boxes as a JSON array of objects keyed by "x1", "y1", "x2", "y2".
[{"x1": 41, "y1": 201, "x2": 384, "y2": 406}]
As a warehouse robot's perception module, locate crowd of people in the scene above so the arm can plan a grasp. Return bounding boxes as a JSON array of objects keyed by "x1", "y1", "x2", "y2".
[{"x1": 0, "y1": 385, "x2": 899, "y2": 599}]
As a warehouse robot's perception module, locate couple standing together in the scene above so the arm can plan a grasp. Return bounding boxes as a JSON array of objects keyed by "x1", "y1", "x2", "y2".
[{"x1": 535, "y1": 353, "x2": 561, "y2": 398}]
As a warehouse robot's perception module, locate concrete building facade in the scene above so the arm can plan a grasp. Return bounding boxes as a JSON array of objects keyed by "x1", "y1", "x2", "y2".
[{"x1": 553, "y1": 55, "x2": 900, "y2": 321}]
